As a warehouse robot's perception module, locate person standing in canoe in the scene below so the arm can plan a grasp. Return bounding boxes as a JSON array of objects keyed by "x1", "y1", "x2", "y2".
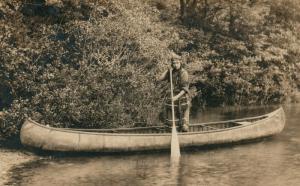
[{"x1": 157, "y1": 52, "x2": 190, "y2": 132}]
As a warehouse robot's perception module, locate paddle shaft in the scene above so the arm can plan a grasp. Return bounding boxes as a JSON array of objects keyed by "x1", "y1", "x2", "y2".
[
  {"x1": 170, "y1": 69, "x2": 176, "y2": 130},
  {"x1": 170, "y1": 68, "x2": 181, "y2": 158}
]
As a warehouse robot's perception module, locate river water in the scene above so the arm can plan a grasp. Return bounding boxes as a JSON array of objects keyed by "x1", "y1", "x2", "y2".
[{"x1": 6, "y1": 104, "x2": 300, "y2": 186}]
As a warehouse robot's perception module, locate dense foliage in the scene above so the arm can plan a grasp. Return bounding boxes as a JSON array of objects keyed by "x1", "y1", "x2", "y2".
[
  {"x1": 176, "y1": 0, "x2": 300, "y2": 106},
  {"x1": 0, "y1": 0, "x2": 299, "y2": 138},
  {"x1": 0, "y1": 0, "x2": 166, "y2": 137}
]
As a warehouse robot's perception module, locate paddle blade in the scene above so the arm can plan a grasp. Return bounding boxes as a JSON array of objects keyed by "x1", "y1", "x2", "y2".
[{"x1": 171, "y1": 125, "x2": 181, "y2": 159}]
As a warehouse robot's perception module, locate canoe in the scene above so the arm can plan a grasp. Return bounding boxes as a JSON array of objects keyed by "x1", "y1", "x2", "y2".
[{"x1": 20, "y1": 107, "x2": 285, "y2": 152}]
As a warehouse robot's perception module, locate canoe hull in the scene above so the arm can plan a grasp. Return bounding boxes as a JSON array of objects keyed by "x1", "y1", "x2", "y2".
[{"x1": 20, "y1": 107, "x2": 285, "y2": 152}]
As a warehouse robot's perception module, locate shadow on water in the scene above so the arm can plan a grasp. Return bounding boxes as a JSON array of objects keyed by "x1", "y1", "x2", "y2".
[
  {"x1": 5, "y1": 104, "x2": 300, "y2": 186},
  {"x1": 6, "y1": 138, "x2": 276, "y2": 186}
]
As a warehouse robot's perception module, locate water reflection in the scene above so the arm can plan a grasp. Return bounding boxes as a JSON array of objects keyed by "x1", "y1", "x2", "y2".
[
  {"x1": 6, "y1": 104, "x2": 300, "y2": 186},
  {"x1": 191, "y1": 104, "x2": 279, "y2": 123}
]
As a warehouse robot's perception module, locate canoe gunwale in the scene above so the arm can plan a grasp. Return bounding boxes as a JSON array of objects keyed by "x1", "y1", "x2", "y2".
[{"x1": 24, "y1": 107, "x2": 284, "y2": 137}]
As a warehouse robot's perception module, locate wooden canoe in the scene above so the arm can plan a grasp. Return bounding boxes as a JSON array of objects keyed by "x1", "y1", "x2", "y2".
[{"x1": 20, "y1": 107, "x2": 285, "y2": 152}]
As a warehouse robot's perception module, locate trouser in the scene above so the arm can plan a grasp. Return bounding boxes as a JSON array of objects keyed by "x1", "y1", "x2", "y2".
[{"x1": 164, "y1": 96, "x2": 190, "y2": 131}]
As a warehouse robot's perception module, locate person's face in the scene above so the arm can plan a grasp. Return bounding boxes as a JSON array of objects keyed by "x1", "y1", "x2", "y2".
[{"x1": 172, "y1": 59, "x2": 181, "y2": 70}]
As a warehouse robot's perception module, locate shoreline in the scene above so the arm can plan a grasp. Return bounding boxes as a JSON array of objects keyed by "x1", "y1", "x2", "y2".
[{"x1": 0, "y1": 142, "x2": 36, "y2": 185}]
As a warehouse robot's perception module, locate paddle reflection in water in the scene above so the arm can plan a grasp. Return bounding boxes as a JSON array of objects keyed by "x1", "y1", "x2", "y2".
[{"x1": 6, "y1": 104, "x2": 300, "y2": 186}]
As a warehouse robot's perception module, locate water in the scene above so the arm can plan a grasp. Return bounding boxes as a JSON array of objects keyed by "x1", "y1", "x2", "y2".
[{"x1": 6, "y1": 104, "x2": 300, "y2": 186}]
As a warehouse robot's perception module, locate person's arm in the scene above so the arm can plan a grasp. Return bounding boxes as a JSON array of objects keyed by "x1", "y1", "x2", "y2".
[
  {"x1": 157, "y1": 69, "x2": 170, "y2": 82},
  {"x1": 172, "y1": 90, "x2": 186, "y2": 102}
]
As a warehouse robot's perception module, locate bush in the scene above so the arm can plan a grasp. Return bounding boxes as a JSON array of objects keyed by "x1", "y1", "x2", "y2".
[
  {"x1": 172, "y1": 0, "x2": 300, "y2": 106},
  {"x1": 0, "y1": 0, "x2": 167, "y2": 138}
]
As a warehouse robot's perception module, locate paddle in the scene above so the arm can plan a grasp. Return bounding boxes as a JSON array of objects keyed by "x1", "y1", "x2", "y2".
[{"x1": 170, "y1": 68, "x2": 181, "y2": 159}]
